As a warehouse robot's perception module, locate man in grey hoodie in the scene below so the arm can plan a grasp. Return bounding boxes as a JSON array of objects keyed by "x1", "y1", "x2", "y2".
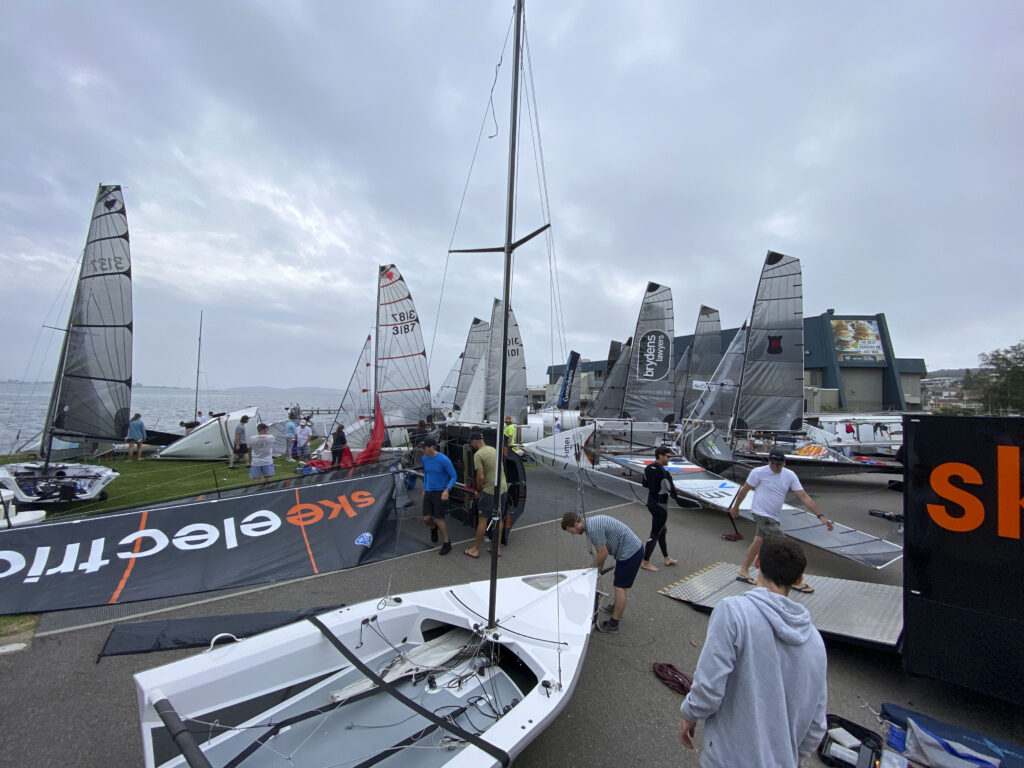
[{"x1": 679, "y1": 536, "x2": 827, "y2": 767}]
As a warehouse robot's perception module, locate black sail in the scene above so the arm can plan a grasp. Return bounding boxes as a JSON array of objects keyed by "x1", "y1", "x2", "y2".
[{"x1": 44, "y1": 185, "x2": 133, "y2": 452}]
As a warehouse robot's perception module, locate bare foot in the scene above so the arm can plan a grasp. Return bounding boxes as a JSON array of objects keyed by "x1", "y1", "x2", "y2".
[{"x1": 641, "y1": 561, "x2": 659, "y2": 572}]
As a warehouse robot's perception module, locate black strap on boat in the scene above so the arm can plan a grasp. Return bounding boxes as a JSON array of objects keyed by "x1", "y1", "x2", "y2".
[
  {"x1": 348, "y1": 707, "x2": 469, "y2": 768},
  {"x1": 308, "y1": 616, "x2": 511, "y2": 767},
  {"x1": 153, "y1": 698, "x2": 215, "y2": 768}
]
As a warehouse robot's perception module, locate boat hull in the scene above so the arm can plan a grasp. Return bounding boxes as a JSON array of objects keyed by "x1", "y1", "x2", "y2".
[
  {"x1": 135, "y1": 568, "x2": 597, "y2": 768},
  {"x1": 0, "y1": 462, "x2": 118, "y2": 505}
]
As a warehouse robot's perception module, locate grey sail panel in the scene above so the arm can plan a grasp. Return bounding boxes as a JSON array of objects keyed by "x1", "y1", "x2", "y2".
[
  {"x1": 454, "y1": 318, "x2": 488, "y2": 411},
  {"x1": 433, "y1": 354, "x2": 462, "y2": 413},
  {"x1": 687, "y1": 326, "x2": 746, "y2": 434},
  {"x1": 685, "y1": 305, "x2": 723, "y2": 415},
  {"x1": 587, "y1": 339, "x2": 630, "y2": 419},
  {"x1": 622, "y1": 282, "x2": 674, "y2": 423},
  {"x1": 46, "y1": 185, "x2": 133, "y2": 447},
  {"x1": 672, "y1": 347, "x2": 691, "y2": 421},
  {"x1": 735, "y1": 252, "x2": 804, "y2": 432},
  {"x1": 375, "y1": 264, "x2": 431, "y2": 428},
  {"x1": 484, "y1": 299, "x2": 527, "y2": 423}
]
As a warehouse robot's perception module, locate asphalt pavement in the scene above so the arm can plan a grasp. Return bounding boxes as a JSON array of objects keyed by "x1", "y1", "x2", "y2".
[{"x1": 1, "y1": 465, "x2": 1021, "y2": 766}]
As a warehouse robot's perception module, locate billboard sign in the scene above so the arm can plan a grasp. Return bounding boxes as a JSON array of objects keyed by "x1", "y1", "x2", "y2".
[{"x1": 830, "y1": 317, "x2": 885, "y2": 362}]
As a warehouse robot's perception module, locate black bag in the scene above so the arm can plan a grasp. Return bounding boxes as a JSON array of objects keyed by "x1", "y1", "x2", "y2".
[{"x1": 817, "y1": 713, "x2": 884, "y2": 768}]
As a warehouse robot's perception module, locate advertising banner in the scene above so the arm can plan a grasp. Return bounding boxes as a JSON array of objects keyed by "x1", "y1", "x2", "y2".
[
  {"x1": 557, "y1": 350, "x2": 581, "y2": 409},
  {"x1": 830, "y1": 317, "x2": 885, "y2": 362},
  {"x1": 903, "y1": 415, "x2": 1024, "y2": 704},
  {"x1": 0, "y1": 473, "x2": 398, "y2": 614}
]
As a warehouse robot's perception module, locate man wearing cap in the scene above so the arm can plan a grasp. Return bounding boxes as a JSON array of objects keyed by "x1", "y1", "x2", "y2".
[
  {"x1": 227, "y1": 414, "x2": 250, "y2": 469},
  {"x1": 420, "y1": 436, "x2": 457, "y2": 555},
  {"x1": 502, "y1": 415, "x2": 516, "y2": 446},
  {"x1": 249, "y1": 423, "x2": 276, "y2": 484},
  {"x1": 464, "y1": 431, "x2": 507, "y2": 559},
  {"x1": 728, "y1": 448, "x2": 833, "y2": 593},
  {"x1": 295, "y1": 419, "x2": 313, "y2": 459}
]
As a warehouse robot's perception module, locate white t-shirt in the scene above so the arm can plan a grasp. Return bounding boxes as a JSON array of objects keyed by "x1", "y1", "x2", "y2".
[
  {"x1": 249, "y1": 434, "x2": 275, "y2": 465},
  {"x1": 296, "y1": 425, "x2": 313, "y2": 447},
  {"x1": 746, "y1": 465, "x2": 802, "y2": 521}
]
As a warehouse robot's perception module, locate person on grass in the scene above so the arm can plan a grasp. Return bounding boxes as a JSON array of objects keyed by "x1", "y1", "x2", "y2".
[
  {"x1": 679, "y1": 535, "x2": 827, "y2": 767},
  {"x1": 728, "y1": 448, "x2": 832, "y2": 593},
  {"x1": 561, "y1": 511, "x2": 642, "y2": 633},
  {"x1": 227, "y1": 414, "x2": 250, "y2": 469},
  {"x1": 420, "y1": 436, "x2": 456, "y2": 555},
  {"x1": 248, "y1": 423, "x2": 276, "y2": 484},
  {"x1": 126, "y1": 413, "x2": 146, "y2": 461}
]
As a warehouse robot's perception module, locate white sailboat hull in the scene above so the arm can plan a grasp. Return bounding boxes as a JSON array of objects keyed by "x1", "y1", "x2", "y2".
[
  {"x1": 136, "y1": 568, "x2": 597, "y2": 768},
  {"x1": 155, "y1": 407, "x2": 260, "y2": 461},
  {"x1": 0, "y1": 462, "x2": 117, "y2": 506}
]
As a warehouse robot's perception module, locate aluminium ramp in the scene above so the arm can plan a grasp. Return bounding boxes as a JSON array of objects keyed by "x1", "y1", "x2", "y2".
[{"x1": 659, "y1": 562, "x2": 903, "y2": 650}]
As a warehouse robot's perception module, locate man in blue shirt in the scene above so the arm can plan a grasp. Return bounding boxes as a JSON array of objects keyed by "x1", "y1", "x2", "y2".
[
  {"x1": 421, "y1": 436, "x2": 457, "y2": 555},
  {"x1": 561, "y1": 511, "x2": 643, "y2": 632}
]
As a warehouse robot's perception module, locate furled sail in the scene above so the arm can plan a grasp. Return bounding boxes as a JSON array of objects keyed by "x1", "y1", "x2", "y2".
[
  {"x1": 734, "y1": 252, "x2": 804, "y2": 432},
  {"x1": 454, "y1": 317, "x2": 489, "y2": 411},
  {"x1": 587, "y1": 339, "x2": 630, "y2": 419},
  {"x1": 44, "y1": 184, "x2": 133, "y2": 455},
  {"x1": 687, "y1": 323, "x2": 747, "y2": 434},
  {"x1": 684, "y1": 305, "x2": 723, "y2": 414},
  {"x1": 375, "y1": 264, "x2": 431, "y2": 429},
  {"x1": 621, "y1": 282, "x2": 674, "y2": 423},
  {"x1": 672, "y1": 346, "x2": 691, "y2": 422},
  {"x1": 483, "y1": 298, "x2": 527, "y2": 423}
]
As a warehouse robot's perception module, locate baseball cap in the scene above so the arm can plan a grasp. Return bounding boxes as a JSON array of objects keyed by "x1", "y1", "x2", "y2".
[
  {"x1": 421, "y1": 436, "x2": 439, "y2": 448},
  {"x1": 300, "y1": 419, "x2": 307, "y2": 425},
  {"x1": 257, "y1": 423, "x2": 268, "y2": 431},
  {"x1": 768, "y1": 448, "x2": 786, "y2": 462},
  {"x1": 469, "y1": 431, "x2": 484, "y2": 441}
]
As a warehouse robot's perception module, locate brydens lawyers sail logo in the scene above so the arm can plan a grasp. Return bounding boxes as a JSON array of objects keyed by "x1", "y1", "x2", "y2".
[{"x1": 636, "y1": 330, "x2": 671, "y2": 382}]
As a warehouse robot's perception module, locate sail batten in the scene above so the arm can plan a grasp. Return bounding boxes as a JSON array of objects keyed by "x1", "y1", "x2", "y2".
[{"x1": 374, "y1": 264, "x2": 431, "y2": 431}]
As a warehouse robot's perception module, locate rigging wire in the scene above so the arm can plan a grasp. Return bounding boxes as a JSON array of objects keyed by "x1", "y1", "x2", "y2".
[{"x1": 426, "y1": 11, "x2": 515, "y2": 373}]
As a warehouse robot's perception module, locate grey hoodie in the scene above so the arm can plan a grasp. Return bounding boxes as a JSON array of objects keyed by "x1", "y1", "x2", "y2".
[{"x1": 680, "y1": 587, "x2": 827, "y2": 767}]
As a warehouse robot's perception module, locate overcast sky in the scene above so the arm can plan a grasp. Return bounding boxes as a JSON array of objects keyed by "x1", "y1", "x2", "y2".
[{"x1": 2, "y1": 1, "x2": 1021, "y2": 391}]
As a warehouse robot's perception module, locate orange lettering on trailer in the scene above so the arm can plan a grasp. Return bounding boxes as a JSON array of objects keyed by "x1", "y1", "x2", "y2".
[
  {"x1": 997, "y1": 446, "x2": 1023, "y2": 539},
  {"x1": 927, "y1": 462, "x2": 984, "y2": 532}
]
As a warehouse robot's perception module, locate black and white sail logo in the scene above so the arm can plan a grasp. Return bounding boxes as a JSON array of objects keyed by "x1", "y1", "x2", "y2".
[{"x1": 636, "y1": 329, "x2": 671, "y2": 382}]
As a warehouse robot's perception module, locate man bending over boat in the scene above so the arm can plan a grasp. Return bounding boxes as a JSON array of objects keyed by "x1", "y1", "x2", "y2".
[
  {"x1": 561, "y1": 512, "x2": 643, "y2": 633},
  {"x1": 420, "y1": 436, "x2": 456, "y2": 556}
]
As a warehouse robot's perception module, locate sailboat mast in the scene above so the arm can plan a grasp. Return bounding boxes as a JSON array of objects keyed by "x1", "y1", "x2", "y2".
[
  {"x1": 487, "y1": 0, "x2": 525, "y2": 627},
  {"x1": 193, "y1": 311, "x2": 203, "y2": 418}
]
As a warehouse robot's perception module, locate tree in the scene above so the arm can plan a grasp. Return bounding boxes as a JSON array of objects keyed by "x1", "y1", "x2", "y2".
[{"x1": 975, "y1": 342, "x2": 1024, "y2": 414}]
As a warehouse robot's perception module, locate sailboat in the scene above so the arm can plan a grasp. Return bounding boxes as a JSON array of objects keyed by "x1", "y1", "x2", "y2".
[
  {"x1": 134, "y1": 4, "x2": 597, "y2": 765},
  {"x1": 680, "y1": 252, "x2": 895, "y2": 477},
  {"x1": 0, "y1": 184, "x2": 132, "y2": 514}
]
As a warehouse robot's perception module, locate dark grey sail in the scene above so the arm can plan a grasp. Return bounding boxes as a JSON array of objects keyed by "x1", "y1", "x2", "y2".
[
  {"x1": 684, "y1": 305, "x2": 723, "y2": 415},
  {"x1": 621, "y1": 282, "x2": 674, "y2": 423},
  {"x1": 687, "y1": 323, "x2": 747, "y2": 434},
  {"x1": 734, "y1": 251, "x2": 804, "y2": 433},
  {"x1": 44, "y1": 184, "x2": 133, "y2": 455},
  {"x1": 587, "y1": 339, "x2": 630, "y2": 419},
  {"x1": 454, "y1": 317, "x2": 488, "y2": 411}
]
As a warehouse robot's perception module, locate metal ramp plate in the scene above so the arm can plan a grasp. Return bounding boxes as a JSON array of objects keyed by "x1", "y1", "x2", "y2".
[{"x1": 659, "y1": 562, "x2": 903, "y2": 650}]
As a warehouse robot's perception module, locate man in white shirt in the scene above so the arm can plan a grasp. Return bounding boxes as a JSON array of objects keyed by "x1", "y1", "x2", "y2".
[
  {"x1": 295, "y1": 419, "x2": 313, "y2": 458},
  {"x1": 728, "y1": 448, "x2": 832, "y2": 593},
  {"x1": 248, "y1": 423, "x2": 276, "y2": 483}
]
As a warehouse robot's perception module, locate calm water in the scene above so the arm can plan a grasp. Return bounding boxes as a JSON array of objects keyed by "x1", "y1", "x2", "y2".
[{"x1": 0, "y1": 382, "x2": 344, "y2": 454}]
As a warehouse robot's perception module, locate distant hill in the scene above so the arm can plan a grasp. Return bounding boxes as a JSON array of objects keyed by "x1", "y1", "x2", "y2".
[{"x1": 927, "y1": 368, "x2": 968, "y2": 378}]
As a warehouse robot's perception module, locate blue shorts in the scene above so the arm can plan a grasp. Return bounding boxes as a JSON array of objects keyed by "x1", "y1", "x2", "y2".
[
  {"x1": 250, "y1": 463, "x2": 275, "y2": 480},
  {"x1": 613, "y1": 546, "x2": 644, "y2": 589}
]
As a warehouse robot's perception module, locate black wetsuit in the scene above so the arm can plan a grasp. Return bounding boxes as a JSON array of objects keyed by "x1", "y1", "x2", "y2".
[{"x1": 643, "y1": 462, "x2": 675, "y2": 561}]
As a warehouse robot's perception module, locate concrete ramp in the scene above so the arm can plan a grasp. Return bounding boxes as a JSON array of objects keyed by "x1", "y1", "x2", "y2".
[{"x1": 659, "y1": 562, "x2": 903, "y2": 650}]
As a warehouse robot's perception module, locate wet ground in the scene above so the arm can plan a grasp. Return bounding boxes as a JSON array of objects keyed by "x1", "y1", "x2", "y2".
[{"x1": 0, "y1": 466, "x2": 1020, "y2": 766}]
